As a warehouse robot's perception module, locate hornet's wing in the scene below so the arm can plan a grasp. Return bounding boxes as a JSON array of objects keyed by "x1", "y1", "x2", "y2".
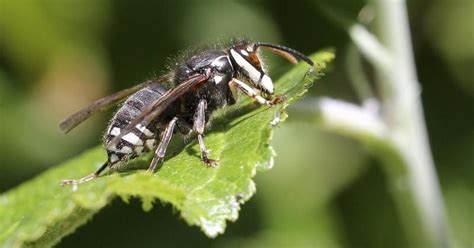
[{"x1": 59, "y1": 73, "x2": 173, "y2": 133}]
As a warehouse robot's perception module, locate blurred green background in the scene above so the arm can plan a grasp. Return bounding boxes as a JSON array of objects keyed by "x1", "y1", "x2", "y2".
[{"x1": 0, "y1": 0, "x2": 472, "y2": 247}]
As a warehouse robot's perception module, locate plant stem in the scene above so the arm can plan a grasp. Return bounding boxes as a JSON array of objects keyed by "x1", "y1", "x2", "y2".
[
  {"x1": 313, "y1": 0, "x2": 450, "y2": 245},
  {"x1": 371, "y1": 0, "x2": 450, "y2": 246}
]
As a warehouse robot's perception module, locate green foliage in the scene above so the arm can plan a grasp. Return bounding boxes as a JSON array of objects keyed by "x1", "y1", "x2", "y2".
[{"x1": 0, "y1": 51, "x2": 334, "y2": 248}]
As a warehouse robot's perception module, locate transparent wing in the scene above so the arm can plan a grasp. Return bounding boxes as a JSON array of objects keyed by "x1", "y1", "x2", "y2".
[
  {"x1": 59, "y1": 73, "x2": 173, "y2": 133},
  {"x1": 107, "y1": 72, "x2": 210, "y2": 147}
]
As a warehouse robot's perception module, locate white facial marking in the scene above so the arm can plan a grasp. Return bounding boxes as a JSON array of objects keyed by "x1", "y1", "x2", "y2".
[
  {"x1": 122, "y1": 133, "x2": 143, "y2": 145},
  {"x1": 146, "y1": 139, "x2": 155, "y2": 150},
  {"x1": 260, "y1": 74, "x2": 274, "y2": 94},
  {"x1": 136, "y1": 124, "x2": 153, "y2": 137},
  {"x1": 110, "y1": 127, "x2": 121, "y2": 136},
  {"x1": 246, "y1": 46, "x2": 253, "y2": 52},
  {"x1": 240, "y1": 49, "x2": 249, "y2": 56},
  {"x1": 230, "y1": 49, "x2": 261, "y2": 83},
  {"x1": 110, "y1": 154, "x2": 119, "y2": 163}
]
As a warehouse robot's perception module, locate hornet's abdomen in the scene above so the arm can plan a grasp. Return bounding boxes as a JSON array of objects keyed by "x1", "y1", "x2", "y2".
[{"x1": 104, "y1": 84, "x2": 169, "y2": 165}]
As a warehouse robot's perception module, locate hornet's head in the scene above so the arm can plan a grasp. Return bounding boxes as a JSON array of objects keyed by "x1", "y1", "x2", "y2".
[{"x1": 228, "y1": 41, "x2": 314, "y2": 96}]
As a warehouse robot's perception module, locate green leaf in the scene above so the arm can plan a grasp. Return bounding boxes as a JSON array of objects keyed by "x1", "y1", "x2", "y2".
[{"x1": 0, "y1": 50, "x2": 334, "y2": 247}]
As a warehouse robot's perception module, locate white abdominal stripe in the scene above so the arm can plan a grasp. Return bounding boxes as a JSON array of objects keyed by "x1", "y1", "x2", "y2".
[
  {"x1": 135, "y1": 124, "x2": 154, "y2": 137},
  {"x1": 122, "y1": 132, "x2": 143, "y2": 146},
  {"x1": 230, "y1": 49, "x2": 274, "y2": 94},
  {"x1": 106, "y1": 124, "x2": 156, "y2": 155}
]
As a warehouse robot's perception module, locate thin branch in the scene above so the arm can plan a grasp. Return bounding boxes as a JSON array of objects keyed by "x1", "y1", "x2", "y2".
[
  {"x1": 317, "y1": 2, "x2": 391, "y2": 71},
  {"x1": 348, "y1": 24, "x2": 392, "y2": 72},
  {"x1": 345, "y1": 44, "x2": 380, "y2": 112},
  {"x1": 369, "y1": 0, "x2": 450, "y2": 247},
  {"x1": 293, "y1": 98, "x2": 387, "y2": 141}
]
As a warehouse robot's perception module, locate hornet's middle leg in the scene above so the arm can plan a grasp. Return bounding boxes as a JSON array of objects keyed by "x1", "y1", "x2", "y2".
[
  {"x1": 194, "y1": 99, "x2": 218, "y2": 167},
  {"x1": 147, "y1": 117, "x2": 178, "y2": 172}
]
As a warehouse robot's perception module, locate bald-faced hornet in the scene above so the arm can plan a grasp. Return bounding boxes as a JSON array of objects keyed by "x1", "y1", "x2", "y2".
[{"x1": 60, "y1": 40, "x2": 313, "y2": 186}]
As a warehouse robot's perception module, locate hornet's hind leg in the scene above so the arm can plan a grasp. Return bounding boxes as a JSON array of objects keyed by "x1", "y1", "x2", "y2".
[
  {"x1": 60, "y1": 161, "x2": 109, "y2": 186},
  {"x1": 194, "y1": 99, "x2": 218, "y2": 167}
]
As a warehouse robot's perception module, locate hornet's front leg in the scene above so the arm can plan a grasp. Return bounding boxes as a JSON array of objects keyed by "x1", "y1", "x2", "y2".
[
  {"x1": 229, "y1": 78, "x2": 282, "y2": 106},
  {"x1": 193, "y1": 99, "x2": 218, "y2": 167}
]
